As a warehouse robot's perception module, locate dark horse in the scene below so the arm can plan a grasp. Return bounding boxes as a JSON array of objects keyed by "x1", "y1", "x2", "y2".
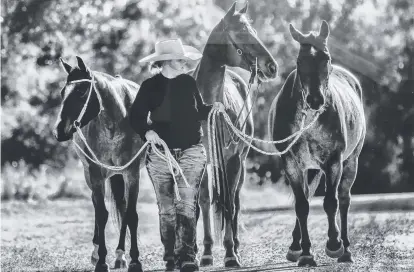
[
  {"x1": 269, "y1": 21, "x2": 366, "y2": 267},
  {"x1": 53, "y1": 57, "x2": 144, "y2": 272},
  {"x1": 192, "y1": 2, "x2": 278, "y2": 267}
]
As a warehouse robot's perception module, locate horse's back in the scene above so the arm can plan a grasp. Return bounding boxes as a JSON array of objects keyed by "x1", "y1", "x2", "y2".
[
  {"x1": 326, "y1": 65, "x2": 366, "y2": 157},
  {"x1": 329, "y1": 65, "x2": 365, "y2": 128},
  {"x1": 117, "y1": 77, "x2": 140, "y2": 103},
  {"x1": 331, "y1": 65, "x2": 363, "y2": 99}
]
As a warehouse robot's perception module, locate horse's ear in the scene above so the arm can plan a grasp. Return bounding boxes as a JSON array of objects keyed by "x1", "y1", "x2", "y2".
[
  {"x1": 289, "y1": 24, "x2": 304, "y2": 43},
  {"x1": 239, "y1": 2, "x2": 249, "y2": 14},
  {"x1": 224, "y1": 2, "x2": 237, "y2": 20},
  {"x1": 76, "y1": 56, "x2": 88, "y2": 71},
  {"x1": 319, "y1": 20, "x2": 330, "y2": 40},
  {"x1": 60, "y1": 58, "x2": 72, "y2": 74}
]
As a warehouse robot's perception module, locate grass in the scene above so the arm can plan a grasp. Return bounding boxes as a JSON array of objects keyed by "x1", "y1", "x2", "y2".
[
  {"x1": 2, "y1": 197, "x2": 414, "y2": 271},
  {"x1": 3, "y1": 163, "x2": 414, "y2": 271}
]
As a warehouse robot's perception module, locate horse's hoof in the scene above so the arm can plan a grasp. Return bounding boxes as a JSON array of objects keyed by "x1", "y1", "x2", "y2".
[
  {"x1": 286, "y1": 249, "x2": 302, "y2": 262},
  {"x1": 224, "y1": 256, "x2": 241, "y2": 268},
  {"x1": 200, "y1": 255, "x2": 213, "y2": 266},
  {"x1": 128, "y1": 261, "x2": 143, "y2": 272},
  {"x1": 325, "y1": 240, "x2": 344, "y2": 258},
  {"x1": 298, "y1": 255, "x2": 317, "y2": 267},
  {"x1": 165, "y1": 259, "x2": 175, "y2": 271},
  {"x1": 94, "y1": 262, "x2": 110, "y2": 272},
  {"x1": 91, "y1": 244, "x2": 99, "y2": 266},
  {"x1": 338, "y1": 251, "x2": 354, "y2": 263},
  {"x1": 91, "y1": 256, "x2": 99, "y2": 266},
  {"x1": 114, "y1": 249, "x2": 128, "y2": 269},
  {"x1": 114, "y1": 259, "x2": 128, "y2": 269}
]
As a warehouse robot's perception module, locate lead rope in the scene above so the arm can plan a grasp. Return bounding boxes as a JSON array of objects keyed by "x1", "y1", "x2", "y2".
[
  {"x1": 226, "y1": 58, "x2": 259, "y2": 147},
  {"x1": 73, "y1": 134, "x2": 187, "y2": 201},
  {"x1": 70, "y1": 76, "x2": 189, "y2": 201},
  {"x1": 207, "y1": 106, "x2": 322, "y2": 157}
]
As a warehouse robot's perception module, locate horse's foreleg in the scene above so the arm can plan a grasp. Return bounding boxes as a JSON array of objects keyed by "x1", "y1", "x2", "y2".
[
  {"x1": 199, "y1": 170, "x2": 214, "y2": 266},
  {"x1": 92, "y1": 186, "x2": 110, "y2": 272},
  {"x1": 110, "y1": 174, "x2": 128, "y2": 269},
  {"x1": 91, "y1": 197, "x2": 99, "y2": 266},
  {"x1": 323, "y1": 153, "x2": 344, "y2": 259},
  {"x1": 125, "y1": 176, "x2": 143, "y2": 272},
  {"x1": 337, "y1": 156, "x2": 358, "y2": 263},
  {"x1": 283, "y1": 157, "x2": 316, "y2": 267},
  {"x1": 223, "y1": 155, "x2": 242, "y2": 268},
  {"x1": 286, "y1": 218, "x2": 302, "y2": 262}
]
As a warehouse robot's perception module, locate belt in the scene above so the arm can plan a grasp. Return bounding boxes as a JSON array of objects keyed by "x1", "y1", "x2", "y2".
[{"x1": 150, "y1": 145, "x2": 183, "y2": 157}]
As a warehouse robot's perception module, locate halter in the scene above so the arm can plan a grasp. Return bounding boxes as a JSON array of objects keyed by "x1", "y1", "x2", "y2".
[
  {"x1": 68, "y1": 74, "x2": 104, "y2": 128},
  {"x1": 220, "y1": 20, "x2": 261, "y2": 146},
  {"x1": 296, "y1": 68, "x2": 331, "y2": 115},
  {"x1": 221, "y1": 20, "x2": 258, "y2": 77}
]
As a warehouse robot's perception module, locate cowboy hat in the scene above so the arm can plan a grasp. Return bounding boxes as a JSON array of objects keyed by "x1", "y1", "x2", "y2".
[{"x1": 139, "y1": 39, "x2": 202, "y2": 63}]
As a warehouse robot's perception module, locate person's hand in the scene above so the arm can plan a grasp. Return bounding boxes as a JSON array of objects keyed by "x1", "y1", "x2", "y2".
[
  {"x1": 145, "y1": 130, "x2": 162, "y2": 145},
  {"x1": 214, "y1": 102, "x2": 226, "y2": 112}
]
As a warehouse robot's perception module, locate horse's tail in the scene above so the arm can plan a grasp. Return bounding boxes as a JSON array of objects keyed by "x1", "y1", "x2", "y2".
[
  {"x1": 211, "y1": 118, "x2": 233, "y2": 244},
  {"x1": 211, "y1": 171, "x2": 224, "y2": 244},
  {"x1": 108, "y1": 175, "x2": 129, "y2": 239},
  {"x1": 307, "y1": 169, "x2": 324, "y2": 199}
]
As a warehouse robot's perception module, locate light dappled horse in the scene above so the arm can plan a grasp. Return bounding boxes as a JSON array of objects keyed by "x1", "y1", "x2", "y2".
[
  {"x1": 269, "y1": 21, "x2": 366, "y2": 266},
  {"x1": 192, "y1": 2, "x2": 278, "y2": 267},
  {"x1": 53, "y1": 57, "x2": 144, "y2": 272}
]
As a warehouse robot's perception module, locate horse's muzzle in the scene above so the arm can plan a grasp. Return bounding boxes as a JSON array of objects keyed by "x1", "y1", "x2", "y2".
[
  {"x1": 53, "y1": 128, "x2": 73, "y2": 142},
  {"x1": 306, "y1": 95, "x2": 325, "y2": 111}
]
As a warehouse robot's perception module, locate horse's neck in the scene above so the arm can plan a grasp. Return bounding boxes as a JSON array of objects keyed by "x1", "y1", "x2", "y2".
[
  {"x1": 93, "y1": 72, "x2": 127, "y2": 124},
  {"x1": 195, "y1": 51, "x2": 226, "y2": 104},
  {"x1": 280, "y1": 72, "x2": 306, "y2": 115}
]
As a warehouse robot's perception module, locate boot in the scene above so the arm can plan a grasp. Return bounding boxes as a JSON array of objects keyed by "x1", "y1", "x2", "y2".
[
  {"x1": 176, "y1": 214, "x2": 198, "y2": 272},
  {"x1": 160, "y1": 214, "x2": 176, "y2": 271}
]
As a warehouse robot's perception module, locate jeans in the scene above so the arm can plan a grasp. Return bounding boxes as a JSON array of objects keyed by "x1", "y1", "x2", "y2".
[{"x1": 146, "y1": 143, "x2": 207, "y2": 264}]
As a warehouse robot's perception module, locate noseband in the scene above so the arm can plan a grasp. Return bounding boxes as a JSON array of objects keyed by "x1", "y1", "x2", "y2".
[{"x1": 67, "y1": 75, "x2": 103, "y2": 128}]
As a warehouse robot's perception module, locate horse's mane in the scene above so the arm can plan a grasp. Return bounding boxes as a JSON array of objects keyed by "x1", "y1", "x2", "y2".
[
  {"x1": 91, "y1": 71, "x2": 139, "y2": 114},
  {"x1": 92, "y1": 71, "x2": 139, "y2": 91}
]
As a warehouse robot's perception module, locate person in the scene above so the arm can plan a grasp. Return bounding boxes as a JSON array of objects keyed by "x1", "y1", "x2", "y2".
[{"x1": 129, "y1": 39, "x2": 225, "y2": 272}]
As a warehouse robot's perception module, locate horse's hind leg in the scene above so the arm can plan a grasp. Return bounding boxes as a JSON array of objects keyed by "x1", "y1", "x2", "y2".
[
  {"x1": 323, "y1": 153, "x2": 344, "y2": 259},
  {"x1": 283, "y1": 157, "x2": 316, "y2": 267},
  {"x1": 110, "y1": 174, "x2": 128, "y2": 269},
  {"x1": 199, "y1": 170, "x2": 214, "y2": 266},
  {"x1": 233, "y1": 159, "x2": 246, "y2": 262},
  {"x1": 223, "y1": 155, "x2": 242, "y2": 268},
  {"x1": 337, "y1": 155, "x2": 359, "y2": 263}
]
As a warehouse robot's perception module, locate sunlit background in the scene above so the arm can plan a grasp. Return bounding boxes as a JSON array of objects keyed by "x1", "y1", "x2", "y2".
[{"x1": 1, "y1": 0, "x2": 413, "y2": 201}]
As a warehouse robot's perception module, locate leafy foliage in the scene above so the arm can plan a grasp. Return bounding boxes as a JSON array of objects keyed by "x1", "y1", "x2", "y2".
[{"x1": 1, "y1": 0, "x2": 413, "y2": 196}]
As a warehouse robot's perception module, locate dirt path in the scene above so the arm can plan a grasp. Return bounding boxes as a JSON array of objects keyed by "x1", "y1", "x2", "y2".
[{"x1": 2, "y1": 199, "x2": 414, "y2": 272}]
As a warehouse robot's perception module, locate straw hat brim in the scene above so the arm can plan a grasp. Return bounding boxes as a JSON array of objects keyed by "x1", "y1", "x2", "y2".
[{"x1": 139, "y1": 45, "x2": 202, "y2": 63}]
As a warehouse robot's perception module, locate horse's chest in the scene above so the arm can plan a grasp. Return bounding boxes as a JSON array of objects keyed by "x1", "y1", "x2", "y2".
[{"x1": 295, "y1": 124, "x2": 346, "y2": 166}]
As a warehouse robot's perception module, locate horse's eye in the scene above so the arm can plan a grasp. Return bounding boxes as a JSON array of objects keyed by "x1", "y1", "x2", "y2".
[{"x1": 78, "y1": 88, "x2": 89, "y2": 99}]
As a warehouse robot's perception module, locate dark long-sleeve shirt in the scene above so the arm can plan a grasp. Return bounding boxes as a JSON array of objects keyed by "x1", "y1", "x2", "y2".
[{"x1": 129, "y1": 73, "x2": 213, "y2": 149}]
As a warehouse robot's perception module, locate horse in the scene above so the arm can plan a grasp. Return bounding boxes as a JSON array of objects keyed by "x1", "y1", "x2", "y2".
[
  {"x1": 268, "y1": 21, "x2": 366, "y2": 267},
  {"x1": 53, "y1": 56, "x2": 144, "y2": 272},
  {"x1": 192, "y1": 2, "x2": 278, "y2": 267}
]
